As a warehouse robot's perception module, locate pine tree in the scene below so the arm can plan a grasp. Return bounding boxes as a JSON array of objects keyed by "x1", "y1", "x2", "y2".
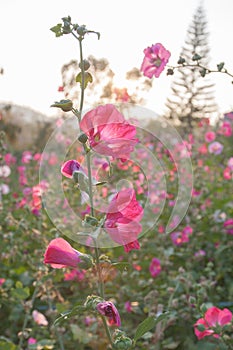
[{"x1": 165, "y1": 4, "x2": 218, "y2": 131}]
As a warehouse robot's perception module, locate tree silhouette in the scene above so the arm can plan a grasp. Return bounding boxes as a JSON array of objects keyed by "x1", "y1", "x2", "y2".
[
  {"x1": 58, "y1": 55, "x2": 152, "y2": 111},
  {"x1": 165, "y1": 4, "x2": 219, "y2": 131}
]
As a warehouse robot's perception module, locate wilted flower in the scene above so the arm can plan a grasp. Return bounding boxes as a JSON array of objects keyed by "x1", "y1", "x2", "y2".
[
  {"x1": 194, "y1": 306, "x2": 232, "y2": 340},
  {"x1": 104, "y1": 188, "x2": 143, "y2": 250},
  {"x1": 96, "y1": 301, "x2": 121, "y2": 327},
  {"x1": 80, "y1": 104, "x2": 138, "y2": 159},
  {"x1": 140, "y1": 43, "x2": 171, "y2": 78},
  {"x1": 149, "y1": 258, "x2": 161, "y2": 278}
]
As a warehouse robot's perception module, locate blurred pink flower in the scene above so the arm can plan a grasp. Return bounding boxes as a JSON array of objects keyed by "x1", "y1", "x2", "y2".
[
  {"x1": 0, "y1": 184, "x2": 10, "y2": 195},
  {"x1": 208, "y1": 141, "x2": 223, "y2": 155},
  {"x1": 28, "y1": 337, "x2": 37, "y2": 345},
  {"x1": 198, "y1": 144, "x2": 208, "y2": 155},
  {"x1": 44, "y1": 238, "x2": 81, "y2": 268},
  {"x1": 64, "y1": 269, "x2": 86, "y2": 281},
  {"x1": 194, "y1": 306, "x2": 232, "y2": 340},
  {"x1": 218, "y1": 121, "x2": 232, "y2": 137},
  {"x1": 21, "y1": 151, "x2": 32, "y2": 164},
  {"x1": 140, "y1": 43, "x2": 171, "y2": 78},
  {"x1": 223, "y1": 167, "x2": 232, "y2": 180},
  {"x1": 0, "y1": 278, "x2": 6, "y2": 286},
  {"x1": 32, "y1": 310, "x2": 48, "y2": 326},
  {"x1": 227, "y1": 157, "x2": 233, "y2": 171},
  {"x1": 4, "y1": 153, "x2": 16, "y2": 165},
  {"x1": 96, "y1": 301, "x2": 121, "y2": 327},
  {"x1": 80, "y1": 104, "x2": 138, "y2": 159},
  {"x1": 223, "y1": 218, "x2": 233, "y2": 235},
  {"x1": 171, "y1": 230, "x2": 190, "y2": 246},
  {"x1": 124, "y1": 301, "x2": 132, "y2": 313},
  {"x1": 205, "y1": 131, "x2": 216, "y2": 142},
  {"x1": 149, "y1": 258, "x2": 161, "y2": 278},
  {"x1": 0, "y1": 165, "x2": 11, "y2": 177},
  {"x1": 104, "y1": 188, "x2": 143, "y2": 249}
]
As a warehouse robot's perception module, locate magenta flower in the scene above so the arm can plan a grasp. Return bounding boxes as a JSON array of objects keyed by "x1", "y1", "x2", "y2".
[
  {"x1": 204, "y1": 131, "x2": 216, "y2": 143},
  {"x1": 171, "y1": 231, "x2": 189, "y2": 246},
  {"x1": 227, "y1": 157, "x2": 233, "y2": 171},
  {"x1": 223, "y1": 219, "x2": 233, "y2": 235},
  {"x1": 104, "y1": 188, "x2": 143, "y2": 249},
  {"x1": 80, "y1": 104, "x2": 138, "y2": 159},
  {"x1": 208, "y1": 141, "x2": 224, "y2": 155},
  {"x1": 149, "y1": 258, "x2": 161, "y2": 278},
  {"x1": 61, "y1": 159, "x2": 82, "y2": 178},
  {"x1": 43, "y1": 238, "x2": 81, "y2": 268},
  {"x1": 96, "y1": 301, "x2": 121, "y2": 327},
  {"x1": 124, "y1": 240, "x2": 140, "y2": 253},
  {"x1": 194, "y1": 306, "x2": 232, "y2": 340},
  {"x1": 140, "y1": 43, "x2": 171, "y2": 78}
]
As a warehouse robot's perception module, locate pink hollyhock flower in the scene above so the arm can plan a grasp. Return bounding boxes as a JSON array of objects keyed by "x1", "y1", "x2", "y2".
[
  {"x1": 61, "y1": 159, "x2": 83, "y2": 178},
  {"x1": 28, "y1": 337, "x2": 37, "y2": 345},
  {"x1": 224, "y1": 111, "x2": 233, "y2": 120},
  {"x1": 205, "y1": 131, "x2": 216, "y2": 142},
  {"x1": 32, "y1": 310, "x2": 48, "y2": 326},
  {"x1": 124, "y1": 240, "x2": 140, "y2": 253},
  {"x1": 223, "y1": 167, "x2": 232, "y2": 180},
  {"x1": 0, "y1": 278, "x2": 6, "y2": 286},
  {"x1": 194, "y1": 306, "x2": 232, "y2": 340},
  {"x1": 227, "y1": 157, "x2": 233, "y2": 171},
  {"x1": 140, "y1": 43, "x2": 171, "y2": 78},
  {"x1": 125, "y1": 301, "x2": 132, "y2": 313},
  {"x1": 218, "y1": 121, "x2": 232, "y2": 137},
  {"x1": 223, "y1": 219, "x2": 233, "y2": 235},
  {"x1": 0, "y1": 165, "x2": 11, "y2": 177},
  {"x1": 43, "y1": 238, "x2": 81, "y2": 268},
  {"x1": 21, "y1": 151, "x2": 32, "y2": 164},
  {"x1": 0, "y1": 184, "x2": 10, "y2": 195},
  {"x1": 104, "y1": 188, "x2": 143, "y2": 249},
  {"x1": 208, "y1": 141, "x2": 224, "y2": 155},
  {"x1": 80, "y1": 104, "x2": 138, "y2": 159},
  {"x1": 149, "y1": 258, "x2": 161, "y2": 278},
  {"x1": 171, "y1": 231, "x2": 189, "y2": 246},
  {"x1": 64, "y1": 269, "x2": 85, "y2": 281},
  {"x1": 4, "y1": 153, "x2": 16, "y2": 165},
  {"x1": 198, "y1": 143, "x2": 208, "y2": 155},
  {"x1": 96, "y1": 301, "x2": 121, "y2": 327}
]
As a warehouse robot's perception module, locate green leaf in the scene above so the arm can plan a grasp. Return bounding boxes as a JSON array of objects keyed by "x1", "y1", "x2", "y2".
[
  {"x1": 54, "y1": 305, "x2": 86, "y2": 326},
  {"x1": 11, "y1": 286, "x2": 30, "y2": 300},
  {"x1": 217, "y1": 62, "x2": 225, "y2": 71},
  {"x1": 0, "y1": 337, "x2": 17, "y2": 350},
  {"x1": 134, "y1": 313, "x2": 169, "y2": 342},
  {"x1": 112, "y1": 262, "x2": 130, "y2": 272},
  {"x1": 50, "y1": 23, "x2": 63, "y2": 37},
  {"x1": 76, "y1": 72, "x2": 93, "y2": 89}
]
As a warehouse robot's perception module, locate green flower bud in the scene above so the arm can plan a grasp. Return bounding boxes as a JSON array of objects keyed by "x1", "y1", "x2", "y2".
[
  {"x1": 84, "y1": 295, "x2": 104, "y2": 309},
  {"x1": 79, "y1": 59, "x2": 91, "y2": 71},
  {"x1": 167, "y1": 68, "x2": 174, "y2": 76},
  {"x1": 78, "y1": 132, "x2": 88, "y2": 144},
  {"x1": 51, "y1": 99, "x2": 73, "y2": 112},
  {"x1": 196, "y1": 324, "x2": 206, "y2": 332},
  {"x1": 76, "y1": 25, "x2": 87, "y2": 36},
  {"x1": 114, "y1": 338, "x2": 133, "y2": 349},
  {"x1": 85, "y1": 215, "x2": 99, "y2": 227},
  {"x1": 78, "y1": 253, "x2": 94, "y2": 270}
]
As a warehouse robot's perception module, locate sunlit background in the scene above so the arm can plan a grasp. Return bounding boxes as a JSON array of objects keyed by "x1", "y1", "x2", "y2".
[{"x1": 1, "y1": 0, "x2": 233, "y2": 116}]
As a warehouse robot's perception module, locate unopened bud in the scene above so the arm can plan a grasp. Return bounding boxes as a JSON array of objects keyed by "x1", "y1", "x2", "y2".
[
  {"x1": 78, "y1": 253, "x2": 94, "y2": 269},
  {"x1": 114, "y1": 338, "x2": 133, "y2": 349},
  {"x1": 51, "y1": 99, "x2": 73, "y2": 112},
  {"x1": 79, "y1": 59, "x2": 91, "y2": 71},
  {"x1": 78, "y1": 132, "x2": 88, "y2": 144}
]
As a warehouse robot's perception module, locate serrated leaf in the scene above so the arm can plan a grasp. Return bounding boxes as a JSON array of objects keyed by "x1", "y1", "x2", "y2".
[
  {"x1": 76, "y1": 72, "x2": 93, "y2": 89},
  {"x1": 134, "y1": 313, "x2": 169, "y2": 342}
]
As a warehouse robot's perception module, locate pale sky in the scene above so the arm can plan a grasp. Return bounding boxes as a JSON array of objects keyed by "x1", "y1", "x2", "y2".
[{"x1": 1, "y1": 0, "x2": 233, "y2": 117}]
